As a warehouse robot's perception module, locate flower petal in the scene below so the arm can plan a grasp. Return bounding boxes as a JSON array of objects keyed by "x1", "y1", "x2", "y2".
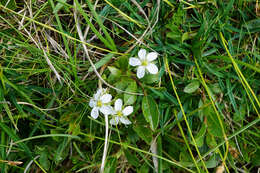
[
  {"x1": 137, "y1": 66, "x2": 145, "y2": 79},
  {"x1": 120, "y1": 117, "x2": 132, "y2": 125},
  {"x1": 100, "y1": 94, "x2": 112, "y2": 103},
  {"x1": 129, "y1": 58, "x2": 141, "y2": 66},
  {"x1": 110, "y1": 117, "x2": 119, "y2": 125},
  {"x1": 138, "y1": 49, "x2": 146, "y2": 60},
  {"x1": 100, "y1": 105, "x2": 113, "y2": 115},
  {"x1": 94, "y1": 88, "x2": 102, "y2": 100},
  {"x1": 114, "y1": 99, "x2": 123, "y2": 111},
  {"x1": 146, "y1": 63, "x2": 158, "y2": 74},
  {"x1": 91, "y1": 107, "x2": 99, "y2": 119},
  {"x1": 89, "y1": 99, "x2": 96, "y2": 108},
  {"x1": 122, "y1": 106, "x2": 133, "y2": 116},
  {"x1": 147, "y1": 52, "x2": 158, "y2": 62}
]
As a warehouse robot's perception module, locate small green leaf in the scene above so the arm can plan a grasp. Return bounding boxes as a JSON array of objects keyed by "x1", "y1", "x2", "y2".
[
  {"x1": 252, "y1": 150, "x2": 260, "y2": 167},
  {"x1": 138, "y1": 164, "x2": 150, "y2": 173},
  {"x1": 108, "y1": 66, "x2": 121, "y2": 77},
  {"x1": 39, "y1": 151, "x2": 50, "y2": 170},
  {"x1": 115, "y1": 79, "x2": 129, "y2": 93},
  {"x1": 118, "y1": 56, "x2": 129, "y2": 71},
  {"x1": 88, "y1": 53, "x2": 114, "y2": 72},
  {"x1": 133, "y1": 125, "x2": 152, "y2": 144},
  {"x1": 124, "y1": 81, "x2": 137, "y2": 105},
  {"x1": 184, "y1": 80, "x2": 200, "y2": 93},
  {"x1": 142, "y1": 73, "x2": 160, "y2": 84},
  {"x1": 53, "y1": 0, "x2": 67, "y2": 13},
  {"x1": 210, "y1": 83, "x2": 222, "y2": 94},
  {"x1": 124, "y1": 149, "x2": 140, "y2": 167},
  {"x1": 205, "y1": 154, "x2": 218, "y2": 168},
  {"x1": 191, "y1": 124, "x2": 206, "y2": 147},
  {"x1": 204, "y1": 104, "x2": 223, "y2": 137},
  {"x1": 142, "y1": 96, "x2": 159, "y2": 131},
  {"x1": 233, "y1": 105, "x2": 246, "y2": 122},
  {"x1": 182, "y1": 32, "x2": 196, "y2": 42},
  {"x1": 206, "y1": 135, "x2": 217, "y2": 148}
]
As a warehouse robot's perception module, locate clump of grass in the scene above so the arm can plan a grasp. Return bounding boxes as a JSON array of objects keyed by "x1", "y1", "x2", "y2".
[{"x1": 0, "y1": 0, "x2": 259, "y2": 172}]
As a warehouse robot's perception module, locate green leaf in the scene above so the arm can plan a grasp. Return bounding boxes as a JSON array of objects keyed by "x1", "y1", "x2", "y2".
[
  {"x1": 182, "y1": 32, "x2": 196, "y2": 42},
  {"x1": 53, "y1": 0, "x2": 67, "y2": 13},
  {"x1": 205, "y1": 154, "x2": 218, "y2": 168},
  {"x1": 245, "y1": 19, "x2": 260, "y2": 33},
  {"x1": 39, "y1": 151, "x2": 50, "y2": 170},
  {"x1": 142, "y1": 96, "x2": 159, "y2": 131},
  {"x1": 206, "y1": 135, "x2": 217, "y2": 148},
  {"x1": 0, "y1": 87, "x2": 18, "y2": 130},
  {"x1": 252, "y1": 150, "x2": 260, "y2": 167},
  {"x1": 124, "y1": 81, "x2": 137, "y2": 105},
  {"x1": 210, "y1": 83, "x2": 222, "y2": 94},
  {"x1": 138, "y1": 164, "x2": 150, "y2": 173},
  {"x1": 204, "y1": 104, "x2": 223, "y2": 137},
  {"x1": 142, "y1": 73, "x2": 160, "y2": 84},
  {"x1": 124, "y1": 149, "x2": 140, "y2": 167},
  {"x1": 184, "y1": 80, "x2": 200, "y2": 93},
  {"x1": 191, "y1": 124, "x2": 206, "y2": 147},
  {"x1": 88, "y1": 53, "x2": 114, "y2": 72},
  {"x1": 108, "y1": 66, "x2": 121, "y2": 77},
  {"x1": 133, "y1": 125, "x2": 152, "y2": 144},
  {"x1": 115, "y1": 79, "x2": 129, "y2": 93},
  {"x1": 233, "y1": 105, "x2": 246, "y2": 122},
  {"x1": 118, "y1": 56, "x2": 129, "y2": 71}
]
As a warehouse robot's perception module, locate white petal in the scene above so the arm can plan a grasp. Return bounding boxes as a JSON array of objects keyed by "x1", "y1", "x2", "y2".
[
  {"x1": 137, "y1": 66, "x2": 145, "y2": 79},
  {"x1": 89, "y1": 99, "x2": 96, "y2": 108},
  {"x1": 120, "y1": 117, "x2": 132, "y2": 125},
  {"x1": 147, "y1": 52, "x2": 158, "y2": 62},
  {"x1": 129, "y1": 58, "x2": 141, "y2": 66},
  {"x1": 114, "y1": 99, "x2": 122, "y2": 111},
  {"x1": 110, "y1": 117, "x2": 119, "y2": 125},
  {"x1": 94, "y1": 88, "x2": 102, "y2": 100},
  {"x1": 146, "y1": 63, "x2": 158, "y2": 74},
  {"x1": 138, "y1": 49, "x2": 146, "y2": 60},
  {"x1": 91, "y1": 107, "x2": 99, "y2": 119},
  {"x1": 100, "y1": 94, "x2": 112, "y2": 103},
  {"x1": 122, "y1": 106, "x2": 133, "y2": 116},
  {"x1": 100, "y1": 105, "x2": 113, "y2": 115}
]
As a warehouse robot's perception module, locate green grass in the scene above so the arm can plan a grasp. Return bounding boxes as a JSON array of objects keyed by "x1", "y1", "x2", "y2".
[{"x1": 0, "y1": 0, "x2": 260, "y2": 172}]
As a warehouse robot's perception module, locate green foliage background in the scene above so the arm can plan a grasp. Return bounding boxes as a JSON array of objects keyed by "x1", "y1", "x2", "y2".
[{"x1": 0, "y1": 0, "x2": 259, "y2": 172}]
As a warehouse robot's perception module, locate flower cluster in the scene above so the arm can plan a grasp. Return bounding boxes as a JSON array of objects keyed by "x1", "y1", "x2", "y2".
[
  {"x1": 89, "y1": 88, "x2": 133, "y2": 126},
  {"x1": 89, "y1": 49, "x2": 159, "y2": 126}
]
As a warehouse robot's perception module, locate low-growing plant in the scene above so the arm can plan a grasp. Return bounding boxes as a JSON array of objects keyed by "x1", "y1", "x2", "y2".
[{"x1": 0, "y1": 0, "x2": 259, "y2": 173}]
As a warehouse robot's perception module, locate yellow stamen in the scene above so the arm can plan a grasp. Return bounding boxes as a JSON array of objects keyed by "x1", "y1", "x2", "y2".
[
  {"x1": 141, "y1": 60, "x2": 148, "y2": 66},
  {"x1": 117, "y1": 111, "x2": 123, "y2": 117},
  {"x1": 97, "y1": 100, "x2": 102, "y2": 107}
]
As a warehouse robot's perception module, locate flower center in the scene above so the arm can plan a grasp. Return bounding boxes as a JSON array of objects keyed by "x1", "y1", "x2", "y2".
[
  {"x1": 141, "y1": 59, "x2": 148, "y2": 66},
  {"x1": 117, "y1": 111, "x2": 123, "y2": 117},
  {"x1": 97, "y1": 100, "x2": 102, "y2": 107}
]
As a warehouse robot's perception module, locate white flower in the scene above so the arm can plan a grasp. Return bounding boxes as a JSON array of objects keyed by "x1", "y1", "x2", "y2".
[
  {"x1": 129, "y1": 49, "x2": 159, "y2": 79},
  {"x1": 110, "y1": 99, "x2": 133, "y2": 125},
  {"x1": 89, "y1": 88, "x2": 113, "y2": 119}
]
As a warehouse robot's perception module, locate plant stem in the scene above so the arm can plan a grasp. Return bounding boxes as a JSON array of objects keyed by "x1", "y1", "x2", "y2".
[
  {"x1": 100, "y1": 114, "x2": 109, "y2": 173},
  {"x1": 151, "y1": 137, "x2": 158, "y2": 173}
]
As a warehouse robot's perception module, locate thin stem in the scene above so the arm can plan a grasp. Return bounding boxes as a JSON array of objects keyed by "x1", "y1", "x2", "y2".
[{"x1": 100, "y1": 114, "x2": 109, "y2": 173}]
